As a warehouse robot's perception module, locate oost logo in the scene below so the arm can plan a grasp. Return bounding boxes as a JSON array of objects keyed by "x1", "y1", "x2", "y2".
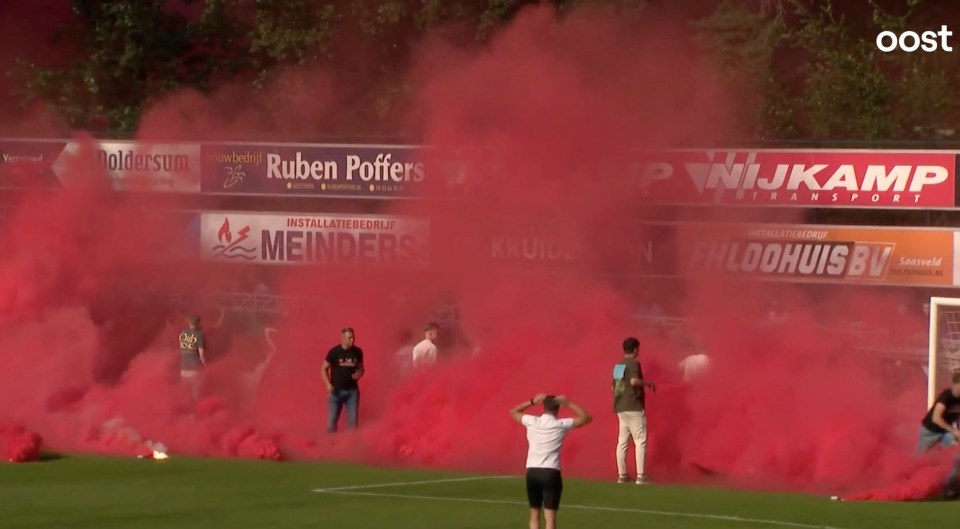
[{"x1": 876, "y1": 25, "x2": 953, "y2": 53}]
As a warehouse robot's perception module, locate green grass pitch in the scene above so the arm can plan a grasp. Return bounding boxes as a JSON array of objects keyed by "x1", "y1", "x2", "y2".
[{"x1": 0, "y1": 455, "x2": 952, "y2": 528}]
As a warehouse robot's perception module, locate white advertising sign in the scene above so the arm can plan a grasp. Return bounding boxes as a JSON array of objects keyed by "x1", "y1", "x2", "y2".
[{"x1": 200, "y1": 212, "x2": 430, "y2": 267}]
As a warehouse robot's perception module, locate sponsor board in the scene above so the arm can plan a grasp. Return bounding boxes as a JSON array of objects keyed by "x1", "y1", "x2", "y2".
[
  {"x1": 168, "y1": 213, "x2": 201, "y2": 261},
  {"x1": 197, "y1": 145, "x2": 960, "y2": 207},
  {"x1": 0, "y1": 139, "x2": 200, "y2": 192},
  {"x1": 1, "y1": 139, "x2": 958, "y2": 208},
  {"x1": 633, "y1": 149, "x2": 958, "y2": 208},
  {"x1": 679, "y1": 224, "x2": 958, "y2": 286},
  {"x1": 485, "y1": 220, "x2": 676, "y2": 276},
  {"x1": 53, "y1": 140, "x2": 200, "y2": 192},
  {"x1": 0, "y1": 140, "x2": 65, "y2": 186},
  {"x1": 200, "y1": 143, "x2": 485, "y2": 198},
  {"x1": 200, "y1": 212, "x2": 430, "y2": 267},
  {"x1": 196, "y1": 212, "x2": 958, "y2": 287}
]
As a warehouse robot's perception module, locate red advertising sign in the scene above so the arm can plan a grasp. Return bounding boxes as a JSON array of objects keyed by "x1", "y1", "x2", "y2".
[{"x1": 632, "y1": 149, "x2": 957, "y2": 208}]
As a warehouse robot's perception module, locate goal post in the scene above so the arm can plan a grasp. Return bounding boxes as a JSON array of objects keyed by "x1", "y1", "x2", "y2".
[{"x1": 928, "y1": 297, "x2": 960, "y2": 408}]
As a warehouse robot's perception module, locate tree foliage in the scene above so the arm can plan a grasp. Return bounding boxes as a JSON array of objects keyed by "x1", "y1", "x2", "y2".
[
  {"x1": 12, "y1": 0, "x2": 549, "y2": 134},
  {"x1": 11, "y1": 0, "x2": 960, "y2": 142},
  {"x1": 14, "y1": 1, "x2": 201, "y2": 131},
  {"x1": 694, "y1": 0, "x2": 960, "y2": 142}
]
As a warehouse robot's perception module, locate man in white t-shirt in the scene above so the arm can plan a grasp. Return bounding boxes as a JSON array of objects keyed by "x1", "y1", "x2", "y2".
[
  {"x1": 411, "y1": 322, "x2": 440, "y2": 367},
  {"x1": 679, "y1": 353, "x2": 711, "y2": 382},
  {"x1": 510, "y1": 394, "x2": 592, "y2": 529}
]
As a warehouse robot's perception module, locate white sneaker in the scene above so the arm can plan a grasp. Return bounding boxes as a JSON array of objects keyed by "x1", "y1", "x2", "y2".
[
  {"x1": 636, "y1": 476, "x2": 650, "y2": 485},
  {"x1": 617, "y1": 475, "x2": 630, "y2": 483}
]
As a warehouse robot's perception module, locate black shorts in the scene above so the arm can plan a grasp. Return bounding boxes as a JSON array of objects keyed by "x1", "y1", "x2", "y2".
[{"x1": 526, "y1": 468, "x2": 563, "y2": 510}]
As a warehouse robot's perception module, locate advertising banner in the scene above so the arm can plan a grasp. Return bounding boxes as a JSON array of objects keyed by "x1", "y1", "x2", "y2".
[
  {"x1": 2, "y1": 138, "x2": 958, "y2": 209},
  {"x1": 484, "y1": 220, "x2": 678, "y2": 277},
  {"x1": 679, "y1": 224, "x2": 960, "y2": 287},
  {"x1": 0, "y1": 139, "x2": 200, "y2": 192},
  {"x1": 199, "y1": 211, "x2": 430, "y2": 267},
  {"x1": 169, "y1": 213, "x2": 201, "y2": 261},
  {"x1": 196, "y1": 211, "x2": 960, "y2": 287},
  {"x1": 199, "y1": 145, "x2": 960, "y2": 207},
  {"x1": 0, "y1": 140, "x2": 65, "y2": 186},
  {"x1": 200, "y1": 143, "x2": 486, "y2": 198},
  {"x1": 68, "y1": 140, "x2": 201, "y2": 192},
  {"x1": 632, "y1": 149, "x2": 958, "y2": 208}
]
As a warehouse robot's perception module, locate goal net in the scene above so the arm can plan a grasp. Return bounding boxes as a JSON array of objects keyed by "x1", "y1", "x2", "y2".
[{"x1": 928, "y1": 297, "x2": 960, "y2": 407}]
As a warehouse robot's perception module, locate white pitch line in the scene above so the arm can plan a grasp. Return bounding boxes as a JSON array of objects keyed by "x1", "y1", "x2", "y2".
[
  {"x1": 311, "y1": 475, "x2": 515, "y2": 493},
  {"x1": 315, "y1": 490, "x2": 850, "y2": 529}
]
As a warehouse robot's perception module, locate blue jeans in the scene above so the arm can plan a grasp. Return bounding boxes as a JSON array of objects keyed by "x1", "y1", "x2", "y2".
[
  {"x1": 917, "y1": 426, "x2": 957, "y2": 454},
  {"x1": 327, "y1": 388, "x2": 359, "y2": 433},
  {"x1": 915, "y1": 427, "x2": 960, "y2": 498}
]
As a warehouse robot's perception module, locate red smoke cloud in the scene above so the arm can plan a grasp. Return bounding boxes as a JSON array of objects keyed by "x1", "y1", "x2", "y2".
[
  {"x1": 0, "y1": 2, "x2": 941, "y2": 501},
  {"x1": 2, "y1": 424, "x2": 42, "y2": 462}
]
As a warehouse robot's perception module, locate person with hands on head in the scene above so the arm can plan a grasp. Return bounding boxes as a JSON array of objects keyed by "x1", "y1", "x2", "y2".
[
  {"x1": 918, "y1": 371, "x2": 960, "y2": 453},
  {"x1": 322, "y1": 327, "x2": 364, "y2": 433},
  {"x1": 511, "y1": 393, "x2": 591, "y2": 529}
]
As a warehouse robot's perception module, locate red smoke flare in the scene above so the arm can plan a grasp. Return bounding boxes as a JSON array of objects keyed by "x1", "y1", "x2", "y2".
[
  {"x1": 1, "y1": 424, "x2": 42, "y2": 463},
  {"x1": 0, "y1": 3, "x2": 939, "y2": 500}
]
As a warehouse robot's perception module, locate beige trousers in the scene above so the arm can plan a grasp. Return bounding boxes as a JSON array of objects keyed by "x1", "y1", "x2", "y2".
[
  {"x1": 180, "y1": 370, "x2": 202, "y2": 401},
  {"x1": 616, "y1": 411, "x2": 647, "y2": 477}
]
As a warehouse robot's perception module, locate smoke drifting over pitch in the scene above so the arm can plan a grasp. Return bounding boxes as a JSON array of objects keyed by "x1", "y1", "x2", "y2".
[{"x1": 0, "y1": 3, "x2": 949, "y2": 498}]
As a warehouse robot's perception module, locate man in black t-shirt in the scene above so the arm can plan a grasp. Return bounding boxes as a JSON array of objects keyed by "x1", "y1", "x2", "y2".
[
  {"x1": 918, "y1": 371, "x2": 960, "y2": 453},
  {"x1": 322, "y1": 327, "x2": 365, "y2": 433}
]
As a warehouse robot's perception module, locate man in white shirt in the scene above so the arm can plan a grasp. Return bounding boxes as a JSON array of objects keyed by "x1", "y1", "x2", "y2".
[
  {"x1": 411, "y1": 322, "x2": 440, "y2": 367},
  {"x1": 510, "y1": 394, "x2": 592, "y2": 529},
  {"x1": 679, "y1": 353, "x2": 711, "y2": 382}
]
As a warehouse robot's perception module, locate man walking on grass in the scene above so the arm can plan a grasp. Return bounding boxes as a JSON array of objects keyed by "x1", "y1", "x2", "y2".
[
  {"x1": 511, "y1": 393, "x2": 592, "y2": 529},
  {"x1": 613, "y1": 337, "x2": 656, "y2": 484},
  {"x1": 322, "y1": 327, "x2": 364, "y2": 433}
]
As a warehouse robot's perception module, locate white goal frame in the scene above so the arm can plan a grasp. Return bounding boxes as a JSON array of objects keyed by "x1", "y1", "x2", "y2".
[{"x1": 928, "y1": 297, "x2": 960, "y2": 408}]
